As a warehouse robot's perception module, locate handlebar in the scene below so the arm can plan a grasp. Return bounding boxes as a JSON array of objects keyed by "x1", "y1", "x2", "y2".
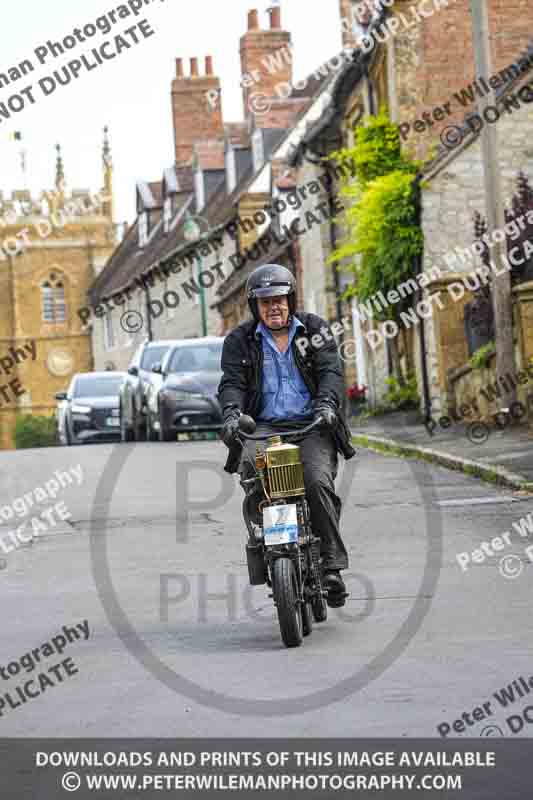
[{"x1": 236, "y1": 415, "x2": 325, "y2": 442}]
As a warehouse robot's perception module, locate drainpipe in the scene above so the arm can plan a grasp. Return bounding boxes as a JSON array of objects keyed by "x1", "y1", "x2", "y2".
[
  {"x1": 324, "y1": 162, "x2": 348, "y2": 417},
  {"x1": 413, "y1": 175, "x2": 431, "y2": 422}
]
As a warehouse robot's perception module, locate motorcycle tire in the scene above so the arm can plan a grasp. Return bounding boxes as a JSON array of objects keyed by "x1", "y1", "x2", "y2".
[
  {"x1": 272, "y1": 558, "x2": 303, "y2": 648},
  {"x1": 302, "y1": 602, "x2": 313, "y2": 636}
]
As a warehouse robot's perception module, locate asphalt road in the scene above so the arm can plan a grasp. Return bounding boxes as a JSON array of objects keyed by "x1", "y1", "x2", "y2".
[{"x1": 1, "y1": 439, "x2": 532, "y2": 738}]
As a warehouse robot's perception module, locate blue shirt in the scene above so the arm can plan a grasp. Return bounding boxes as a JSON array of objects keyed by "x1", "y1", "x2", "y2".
[{"x1": 256, "y1": 316, "x2": 313, "y2": 422}]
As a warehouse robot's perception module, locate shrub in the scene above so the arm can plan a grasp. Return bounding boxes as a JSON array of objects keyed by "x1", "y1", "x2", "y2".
[
  {"x1": 383, "y1": 373, "x2": 420, "y2": 411},
  {"x1": 14, "y1": 415, "x2": 57, "y2": 449},
  {"x1": 469, "y1": 342, "x2": 495, "y2": 371}
]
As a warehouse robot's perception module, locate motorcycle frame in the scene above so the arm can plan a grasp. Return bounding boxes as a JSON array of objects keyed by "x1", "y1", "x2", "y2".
[{"x1": 240, "y1": 465, "x2": 321, "y2": 605}]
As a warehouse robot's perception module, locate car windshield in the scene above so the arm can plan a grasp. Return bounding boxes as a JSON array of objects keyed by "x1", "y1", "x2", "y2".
[
  {"x1": 141, "y1": 346, "x2": 169, "y2": 371},
  {"x1": 74, "y1": 376, "x2": 123, "y2": 398},
  {"x1": 167, "y1": 343, "x2": 223, "y2": 374}
]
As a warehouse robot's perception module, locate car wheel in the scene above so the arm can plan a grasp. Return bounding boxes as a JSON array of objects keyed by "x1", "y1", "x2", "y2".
[
  {"x1": 133, "y1": 408, "x2": 146, "y2": 442},
  {"x1": 120, "y1": 404, "x2": 134, "y2": 443},
  {"x1": 65, "y1": 421, "x2": 72, "y2": 446},
  {"x1": 146, "y1": 410, "x2": 158, "y2": 442},
  {"x1": 159, "y1": 410, "x2": 175, "y2": 442}
]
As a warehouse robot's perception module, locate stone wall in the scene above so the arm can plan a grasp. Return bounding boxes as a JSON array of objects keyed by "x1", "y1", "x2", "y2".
[{"x1": 420, "y1": 72, "x2": 533, "y2": 415}]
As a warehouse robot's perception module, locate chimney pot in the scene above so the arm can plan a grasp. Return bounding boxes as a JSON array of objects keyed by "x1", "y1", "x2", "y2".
[
  {"x1": 176, "y1": 58, "x2": 184, "y2": 78},
  {"x1": 247, "y1": 9, "x2": 259, "y2": 30},
  {"x1": 190, "y1": 57, "x2": 199, "y2": 77},
  {"x1": 205, "y1": 55, "x2": 214, "y2": 75},
  {"x1": 269, "y1": 6, "x2": 281, "y2": 29}
]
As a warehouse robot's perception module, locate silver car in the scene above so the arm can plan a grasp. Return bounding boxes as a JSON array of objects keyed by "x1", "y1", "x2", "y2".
[{"x1": 119, "y1": 340, "x2": 179, "y2": 441}]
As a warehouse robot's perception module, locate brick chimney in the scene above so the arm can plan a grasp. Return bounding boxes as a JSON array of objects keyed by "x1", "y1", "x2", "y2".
[
  {"x1": 240, "y1": 5, "x2": 293, "y2": 120},
  {"x1": 171, "y1": 55, "x2": 224, "y2": 166}
]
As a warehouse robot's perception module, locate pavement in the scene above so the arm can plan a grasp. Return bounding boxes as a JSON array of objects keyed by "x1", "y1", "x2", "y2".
[
  {"x1": 350, "y1": 411, "x2": 533, "y2": 490},
  {"x1": 1, "y1": 439, "x2": 533, "y2": 739}
]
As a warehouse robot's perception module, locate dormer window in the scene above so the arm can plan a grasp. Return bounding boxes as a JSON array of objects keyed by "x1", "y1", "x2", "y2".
[
  {"x1": 163, "y1": 196, "x2": 172, "y2": 234},
  {"x1": 194, "y1": 169, "x2": 205, "y2": 212},
  {"x1": 226, "y1": 147, "x2": 237, "y2": 194},
  {"x1": 139, "y1": 211, "x2": 148, "y2": 247},
  {"x1": 252, "y1": 129, "x2": 264, "y2": 172}
]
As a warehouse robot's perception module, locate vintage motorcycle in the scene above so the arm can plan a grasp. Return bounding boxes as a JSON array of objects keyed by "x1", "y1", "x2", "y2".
[{"x1": 236, "y1": 414, "x2": 346, "y2": 648}]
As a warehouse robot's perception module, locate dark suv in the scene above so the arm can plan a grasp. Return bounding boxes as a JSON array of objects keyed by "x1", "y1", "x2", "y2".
[
  {"x1": 145, "y1": 337, "x2": 224, "y2": 442},
  {"x1": 56, "y1": 372, "x2": 126, "y2": 445},
  {"x1": 119, "y1": 339, "x2": 177, "y2": 441}
]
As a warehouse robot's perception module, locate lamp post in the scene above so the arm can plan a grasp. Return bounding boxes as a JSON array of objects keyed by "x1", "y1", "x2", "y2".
[{"x1": 183, "y1": 213, "x2": 210, "y2": 337}]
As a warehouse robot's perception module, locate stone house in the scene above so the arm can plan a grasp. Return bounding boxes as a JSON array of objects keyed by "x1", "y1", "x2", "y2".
[{"x1": 304, "y1": 0, "x2": 533, "y2": 418}]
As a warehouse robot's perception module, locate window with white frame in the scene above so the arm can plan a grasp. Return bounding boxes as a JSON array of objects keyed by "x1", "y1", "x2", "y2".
[
  {"x1": 252, "y1": 129, "x2": 264, "y2": 172},
  {"x1": 138, "y1": 211, "x2": 148, "y2": 247},
  {"x1": 163, "y1": 197, "x2": 172, "y2": 234},
  {"x1": 41, "y1": 273, "x2": 66, "y2": 322},
  {"x1": 226, "y1": 147, "x2": 237, "y2": 194},
  {"x1": 103, "y1": 312, "x2": 115, "y2": 350}
]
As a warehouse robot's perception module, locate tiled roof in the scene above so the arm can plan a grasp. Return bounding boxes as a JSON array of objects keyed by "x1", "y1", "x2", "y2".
[{"x1": 89, "y1": 46, "x2": 341, "y2": 306}]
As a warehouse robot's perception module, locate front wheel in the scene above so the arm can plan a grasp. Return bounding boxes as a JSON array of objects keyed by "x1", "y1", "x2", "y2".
[
  {"x1": 146, "y1": 410, "x2": 158, "y2": 442},
  {"x1": 159, "y1": 410, "x2": 175, "y2": 442},
  {"x1": 272, "y1": 558, "x2": 303, "y2": 648},
  {"x1": 133, "y1": 407, "x2": 146, "y2": 442},
  {"x1": 120, "y1": 404, "x2": 134, "y2": 443}
]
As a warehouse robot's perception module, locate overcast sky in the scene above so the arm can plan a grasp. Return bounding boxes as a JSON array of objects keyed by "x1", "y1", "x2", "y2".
[{"x1": 0, "y1": 1, "x2": 343, "y2": 224}]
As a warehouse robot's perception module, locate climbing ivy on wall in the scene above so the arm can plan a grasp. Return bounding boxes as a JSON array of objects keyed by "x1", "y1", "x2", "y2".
[
  {"x1": 329, "y1": 108, "x2": 423, "y2": 322},
  {"x1": 328, "y1": 109, "x2": 424, "y2": 384}
]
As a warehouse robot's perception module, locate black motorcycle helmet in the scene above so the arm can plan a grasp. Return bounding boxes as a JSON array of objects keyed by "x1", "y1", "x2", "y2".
[{"x1": 246, "y1": 264, "x2": 297, "y2": 323}]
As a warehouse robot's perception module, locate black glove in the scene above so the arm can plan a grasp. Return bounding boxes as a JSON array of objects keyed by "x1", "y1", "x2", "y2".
[
  {"x1": 221, "y1": 410, "x2": 241, "y2": 447},
  {"x1": 314, "y1": 403, "x2": 337, "y2": 429}
]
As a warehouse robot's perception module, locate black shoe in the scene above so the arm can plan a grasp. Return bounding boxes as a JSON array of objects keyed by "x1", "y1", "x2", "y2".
[{"x1": 322, "y1": 570, "x2": 348, "y2": 608}]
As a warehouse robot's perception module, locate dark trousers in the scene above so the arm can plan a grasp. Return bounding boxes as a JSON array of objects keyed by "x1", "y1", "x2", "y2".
[{"x1": 239, "y1": 422, "x2": 349, "y2": 571}]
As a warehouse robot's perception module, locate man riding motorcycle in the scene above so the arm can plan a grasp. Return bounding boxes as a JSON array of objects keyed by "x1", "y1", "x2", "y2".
[{"x1": 217, "y1": 264, "x2": 356, "y2": 605}]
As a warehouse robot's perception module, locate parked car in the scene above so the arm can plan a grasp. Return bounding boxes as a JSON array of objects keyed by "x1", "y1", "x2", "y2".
[
  {"x1": 119, "y1": 339, "x2": 177, "y2": 442},
  {"x1": 55, "y1": 371, "x2": 126, "y2": 445},
  {"x1": 145, "y1": 337, "x2": 224, "y2": 442}
]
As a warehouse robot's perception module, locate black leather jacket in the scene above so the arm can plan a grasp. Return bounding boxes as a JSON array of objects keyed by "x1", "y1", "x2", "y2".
[{"x1": 217, "y1": 311, "x2": 356, "y2": 473}]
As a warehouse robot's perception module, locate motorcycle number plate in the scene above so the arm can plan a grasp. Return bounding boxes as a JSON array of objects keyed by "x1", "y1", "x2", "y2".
[{"x1": 263, "y1": 504, "x2": 298, "y2": 546}]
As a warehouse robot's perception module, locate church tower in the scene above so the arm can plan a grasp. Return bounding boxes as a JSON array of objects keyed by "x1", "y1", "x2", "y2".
[{"x1": 0, "y1": 131, "x2": 116, "y2": 449}]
